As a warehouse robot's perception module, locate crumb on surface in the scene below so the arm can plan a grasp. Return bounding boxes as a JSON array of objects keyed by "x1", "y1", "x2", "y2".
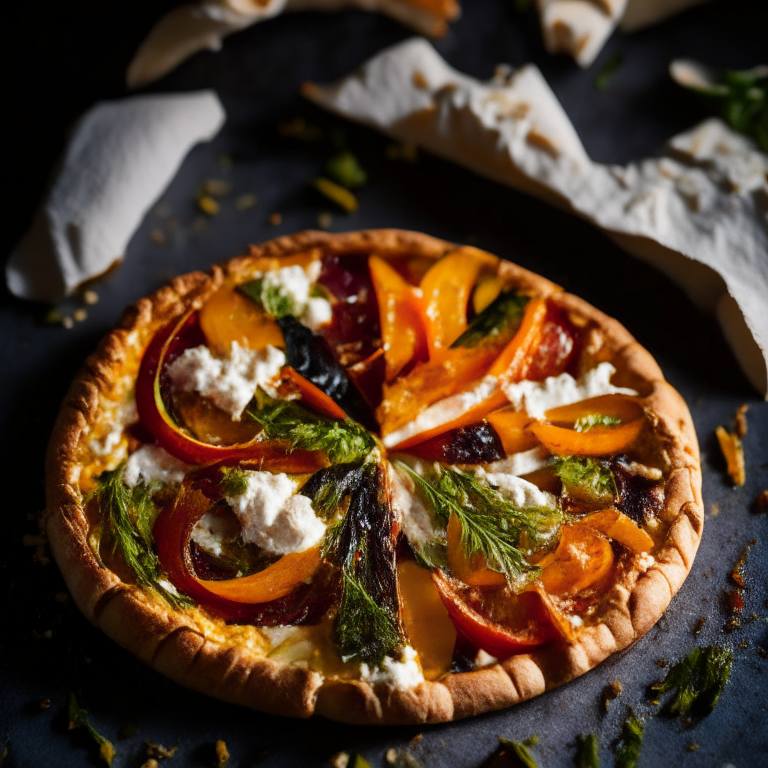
[
  {"x1": 385, "y1": 748, "x2": 398, "y2": 764},
  {"x1": 602, "y1": 680, "x2": 622, "y2": 711},
  {"x1": 754, "y1": 490, "x2": 768, "y2": 514},
  {"x1": 73, "y1": 308, "x2": 87, "y2": 323},
  {"x1": 235, "y1": 193, "x2": 259, "y2": 211},
  {"x1": 197, "y1": 195, "x2": 220, "y2": 216},
  {"x1": 709, "y1": 503, "x2": 720, "y2": 517},
  {"x1": 268, "y1": 212, "x2": 282, "y2": 226},
  {"x1": 317, "y1": 212, "x2": 333, "y2": 230},
  {"x1": 329, "y1": 751, "x2": 349, "y2": 768},
  {"x1": 150, "y1": 229, "x2": 168, "y2": 246},
  {"x1": 62, "y1": 316, "x2": 75, "y2": 330},
  {"x1": 215, "y1": 739, "x2": 229, "y2": 768},
  {"x1": 83, "y1": 289, "x2": 99, "y2": 305},
  {"x1": 692, "y1": 616, "x2": 707, "y2": 635}
]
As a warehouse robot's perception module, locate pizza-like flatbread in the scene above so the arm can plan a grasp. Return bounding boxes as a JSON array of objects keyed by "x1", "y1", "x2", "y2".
[{"x1": 45, "y1": 229, "x2": 702, "y2": 724}]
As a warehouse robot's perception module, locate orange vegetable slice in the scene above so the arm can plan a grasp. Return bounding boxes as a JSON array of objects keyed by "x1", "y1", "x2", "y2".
[
  {"x1": 398, "y1": 560, "x2": 456, "y2": 678},
  {"x1": 195, "y1": 545, "x2": 322, "y2": 603},
  {"x1": 199, "y1": 285, "x2": 284, "y2": 356},
  {"x1": 446, "y1": 513, "x2": 506, "y2": 587},
  {"x1": 420, "y1": 246, "x2": 498, "y2": 359},
  {"x1": 579, "y1": 509, "x2": 654, "y2": 553},
  {"x1": 488, "y1": 297, "x2": 548, "y2": 378},
  {"x1": 485, "y1": 407, "x2": 539, "y2": 455},
  {"x1": 369, "y1": 255, "x2": 428, "y2": 382},
  {"x1": 284, "y1": 366, "x2": 348, "y2": 420},
  {"x1": 544, "y1": 393, "x2": 644, "y2": 425},
  {"x1": 537, "y1": 524, "x2": 614, "y2": 598},
  {"x1": 527, "y1": 418, "x2": 645, "y2": 457}
]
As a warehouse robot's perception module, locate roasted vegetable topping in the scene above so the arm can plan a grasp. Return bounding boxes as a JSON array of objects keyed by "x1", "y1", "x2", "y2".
[
  {"x1": 554, "y1": 456, "x2": 616, "y2": 506},
  {"x1": 407, "y1": 421, "x2": 505, "y2": 464},
  {"x1": 451, "y1": 292, "x2": 528, "y2": 350}
]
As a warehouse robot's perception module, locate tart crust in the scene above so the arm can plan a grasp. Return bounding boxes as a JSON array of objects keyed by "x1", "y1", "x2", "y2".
[{"x1": 45, "y1": 229, "x2": 702, "y2": 724}]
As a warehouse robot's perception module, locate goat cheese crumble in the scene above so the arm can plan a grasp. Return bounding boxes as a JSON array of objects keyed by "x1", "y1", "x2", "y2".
[
  {"x1": 501, "y1": 362, "x2": 638, "y2": 418},
  {"x1": 167, "y1": 341, "x2": 285, "y2": 420},
  {"x1": 122, "y1": 444, "x2": 191, "y2": 488},
  {"x1": 474, "y1": 469, "x2": 557, "y2": 509},
  {"x1": 256, "y1": 260, "x2": 333, "y2": 330},
  {"x1": 359, "y1": 645, "x2": 424, "y2": 690},
  {"x1": 225, "y1": 470, "x2": 325, "y2": 556}
]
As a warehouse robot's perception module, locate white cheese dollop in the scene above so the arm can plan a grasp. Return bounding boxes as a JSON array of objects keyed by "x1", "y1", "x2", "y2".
[
  {"x1": 501, "y1": 362, "x2": 637, "y2": 419},
  {"x1": 225, "y1": 470, "x2": 325, "y2": 556},
  {"x1": 382, "y1": 375, "x2": 500, "y2": 449},
  {"x1": 167, "y1": 341, "x2": 285, "y2": 420},
  {"x1": 473, "y1": 469, "x2": 557, "y2": 509},
  {"x1": 359, "y1": 645, "x2": 424, "y2": 690},
  {"x1": 191, "y1": 511, "x2": 233, "y2": 557},
  {"x1": 480, "y1": 446, "x2": 552, "y2": 477},
  {"x1": 122, "y1": 444, "x2": 191, "y2": 488}
]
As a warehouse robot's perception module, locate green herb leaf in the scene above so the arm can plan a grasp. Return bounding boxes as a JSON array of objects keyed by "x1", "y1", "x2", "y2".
[
  {"x1": 498, "y1": 736, "x2": 539, "y2": 768},
  {"x1": 576, "y1": 734, "x2": 600, "y2": 768},
  {"x1": 553, "y1": 456, "x2": 616, "y2": 505},
  {"x1": 451, "y1": 292, "x2": 528, "y2": 349},
  {"x1": 220, "y1": 466, "x2": 249, "y2": 498},
  {"x1": 326, "y1": 151, "x2": 367, "y2": 188},
  {"x1": 93, "y1": 469, "x2": 190, "y2": 609},
  {"x1": 574, "y1": 414, "x2": 622, "y2": 432},
  {"x1": 247, "y1": 392, "x2": 376, "y2": 465},
  {"x1": 614, "y1": 711, "x2": 644, "y2": 768},
  {"x1": 595, "y1": 53, "x2": 624, "y2": 91},
  {"x1": 397, "y1": 463, "x2": 561, "y2": 582},
  {"x1": 650, "y1": 645, "x2": 733, "y2": 721},
  {"x1": 67, "y1": 691, "x2": 116, "y2": 766},
  {"x1": 238, "y1": 278, "x2": 297, "y2": 319}
]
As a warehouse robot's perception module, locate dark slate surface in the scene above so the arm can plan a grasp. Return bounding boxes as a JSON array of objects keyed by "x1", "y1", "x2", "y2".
[{"x1": 2, "y1": 1, "x2": 766, "y2": 766}]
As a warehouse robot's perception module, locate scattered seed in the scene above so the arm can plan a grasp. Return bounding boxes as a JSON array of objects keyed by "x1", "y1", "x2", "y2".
[
  {"x1": 150, "y1": 229, "x2": 168, "y2": 246},
  {"x1": 73, "y1": 308, "x2": 88, "y2": 323},
  {"x1": 40, "y1": 699, "x2": 51, "y2": 710},
  {"x1": 268, "y1": 212, "x2": 282, "y2": 226},
  {"x1": 62, "y1": 316, "x2": 75, "y2": 330},
  {"x1": 201, "y1": 178, "x2": 231, "y2": 197},
  {"x1": 709, "y1": 503, "x2": 720, "y2": 517},
  {"x1": 385, "y1": 748, "x2": 398, "y2": 764},
  {"x1": 197, "y1": 195, "x2": 220, "y2": 216},
  {"x1": 235, "y1": 193, "x2": 259, "y2": 211},
  {"x1": 313, "y1": 178, "x2": 358, "y2": 212},
  {"x1": 317, "y1": 212, "x2": 333, "y2": 230},
  {"x1": 692, "y1": 616, "x2": 707, "y2": 635},
  {"x1": 82, "y1": 289, "x2": 99, "y2": 305},
  {"x1": 687, "y1": 743, "x2": 699, "y2": 752},
  {"x1": 329, "y1": 752, "x2": 349, "y2": 768}
]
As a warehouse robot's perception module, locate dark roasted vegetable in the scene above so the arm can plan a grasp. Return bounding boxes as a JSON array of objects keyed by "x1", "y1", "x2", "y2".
[{"x1": 407, "y1": 421, "x2": 505, "y2": 464}]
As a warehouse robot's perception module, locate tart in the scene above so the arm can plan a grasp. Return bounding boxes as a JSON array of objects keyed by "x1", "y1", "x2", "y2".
[{"x1": 45, "y1": 229, "x2": 703, "y2": 724}]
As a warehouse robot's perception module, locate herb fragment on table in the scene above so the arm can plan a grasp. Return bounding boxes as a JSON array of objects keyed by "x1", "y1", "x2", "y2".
[
  {"x1": 451, "y1": 292, "x2": 528, "y2": 349},
  {"x1": 146, "y1": 741, "x2": 178, "y2": 759},
  {"x1": 649, "y1": 645, "x2": 733, "y2": 721},
  {"x1": 602, "y1": 680, "x2": 622, "y2": 712},
  {"x1": 574, "y1": 414, "x2": 622, "y2": 432},
  {"x1": 715, "y1": 425, "x2": 745, "y2": 485},
  {"x1": 352, "y1": 754, "x2": 372, "y2": 768},
  {"x1": 67, "y1": 691, "x2": 116, "y2": 766},
  {"x1": 397, "y1": 463, "x2": 561, "y2": 583},
  {"x1": 326, "y1": 151, "x2": 367, "y2": 188},
  {"x1": 734, "y1": 403, "x2": 749, "y2": 436},
  {"x1": 91, "y1": 469, "x2": 190, "y2": 609},
  {"x1": 215, "y1": 739, "x2": 229, "y2": 768},
  {"x1": 594, "y1": 53, "x2": 624, "y2": 91},
  {"x1": 493, "y1": 735, "x2": 539, "y2": 768},
  {"x1": 313, "y1": 178, "x2": 359, "y2": 212},
  {"x1": 692, "y1": 616, "x2": 707, "y2": 635},
  {"x1": 247, "y1": 393, "x2": 375, "y2": 465},
  {"x1": 674, "y1": 66, "x2": 768, "y2": 151},
  {"x1": 731, "y1": 539, "x2": 756, "y2": 588},
  {"x1": 576, "y1": 734, "x2": 599, "y2": 768},
  {"x1": 614, "y1": 711, "x2": 643, "y2": 768},
  {"x1": 553, "y1": 456, "x2": 615, "y2": 504}
]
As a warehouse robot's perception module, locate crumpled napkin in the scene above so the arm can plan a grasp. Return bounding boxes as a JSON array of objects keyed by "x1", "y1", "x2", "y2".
[
  {"x1": 303, "y1": 38, "x2": 768, "y2": 397},
  {"x1": 127, "y1": 0, "x2": 460, "y2": 89},
  {"x1": 6, "y1": 91, "x2": 225, "y2": 302}
]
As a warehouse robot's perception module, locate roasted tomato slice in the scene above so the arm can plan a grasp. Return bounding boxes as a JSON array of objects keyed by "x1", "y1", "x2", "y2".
[
  {"x1": 431, "y1": 570, "x2": 554, "y2": 658},
  {"x1": 525, "y1": 304, "x2": 578, "y2": 381}
]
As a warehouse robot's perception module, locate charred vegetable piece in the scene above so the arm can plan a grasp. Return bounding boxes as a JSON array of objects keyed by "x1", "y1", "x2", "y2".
[
  {"x1": 277, "y1": 315, "x2": 376, "y2": 428},
  {"x1": 614, "y1": 711, "x2": 644, "y2": 768},
  {"x1": 303, "y1": 462, "x2": 403, "y2": 666},
  {"x1": 451, "y1": 292, "x2": 529, "y2": 350},
  {"x1": 611, "y1": 457, "x2": 664, "y2": 523},
  {"x1": 407, "y1": 421, "x2": 505, "y2": 464},
  {"x1": 650, "y1": 645, "x2": 734, "y2": 722}
]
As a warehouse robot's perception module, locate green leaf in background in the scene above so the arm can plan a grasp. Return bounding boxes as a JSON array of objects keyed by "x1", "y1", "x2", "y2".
[
  {"x1": 614, "y1": 711, "x2": 644, "y2": 768},
  {"x1": 576, "y1": 733, "x2": 600, "y2": 768},
  {"x1": 326, "y1": 151, "x2": 368, "y2": 188}
]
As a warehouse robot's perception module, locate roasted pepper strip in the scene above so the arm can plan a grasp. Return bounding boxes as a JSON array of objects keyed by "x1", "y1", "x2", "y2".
[
  {"x1": 486, "y1": 408, "x2": 539, "y2": 455},
  {"x1": 284, "y1": 366, "x2": 348, "y2": 420},
  {"x1": 420, "y1": 246, "x2": 498, "y2": 359},
  {"x1": 545, "y1": 394, "x2": 644, "y2": 425},
  {"x1": 432, "y1": 570, "x2": 554, "y2": 658},
  {"x1": 579, "y1": 509, "x2": 654, "y2": 553},
  {"x1": 528, "y1": 419, "x2": 645, "y2": 457},
  {"x1": 369, "y1": 255, "x2": 428, "y2": 382},
  {"x1": 135, "y1": 311, "x2": 323, "y2": 469},
  {"x1": 153, "y1": 485, "x2": 331, "y2": 623},
  {"x1": 489, "y1": 297, "x2": 548, "y2": 378}
]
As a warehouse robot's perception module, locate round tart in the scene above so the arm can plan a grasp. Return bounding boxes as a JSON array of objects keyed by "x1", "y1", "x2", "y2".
[{"x1": 45, "y1": 229, "x2": 703, "y2": 724}]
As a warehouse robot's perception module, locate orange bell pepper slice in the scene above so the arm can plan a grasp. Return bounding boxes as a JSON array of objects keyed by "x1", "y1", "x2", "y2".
[
  {"x1": 369, "y1": 255, "x2": 429, "y2": 382},
  {"x1": 579, "y1": 509, "x2": 654, "y2": 553},
  {"x1": 446, "y1": 513, "x2": 507, "y2": 587},
  {"x1": 420, "y1": 247, "x2": 498, "y2": 359},
  {"x1": 398, "y1": 560, "x2": 457, "y2": 678},
  {"x1": 488, "y1": 296, "x2": 548, "y2": 378},
  {"x1": 536, "y1": 524, "x2": 614, "y2": 598},
  {"x1": 528, "y1": 419, "x2": 645, "y2": 457},
  {"x1": 196, "y1": 546, "x2": 322, "y2": 603},
  {"x1": 544, "y1": 393, "x2": 644, "y2": 425},
  {"x1": 485, "y1": 408, "x2": 539, "y2": 455},
  {"x1": 199, "y1": 285, "x2": 284, "y2": 356}
]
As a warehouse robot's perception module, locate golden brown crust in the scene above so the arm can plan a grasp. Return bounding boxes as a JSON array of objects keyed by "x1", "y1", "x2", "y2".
[{"x1": 45, "y1": 229, "x2": 702, "y2": 725}]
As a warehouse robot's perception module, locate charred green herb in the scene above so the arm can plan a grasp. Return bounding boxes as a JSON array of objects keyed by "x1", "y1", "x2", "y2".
[
  {"x1": 650, "y1": 645, "x2": 733, "y2": 722},
  {"x1": 92, "y1": 469, "x2": 189, "y2": 609},
  {"x1": 326, "y1": 151, "x2": 367, "y2": 188},
  {"x1": 576, "y1": 734, "x2": 600, "y2": 768},
  {"x1": 574, "y1": 414, "x2": 622, "y2": 432},
  {"x1": 247, "y1": 392, "x2": 375, "y2": 465},
  {"x1": 67, "y1": 691, "x2": 116, "y2": 766},
  {"x1": 554, "y1": 456, "x2": 615, "y2": 504},
  {"x1": 451, "y1": 292, "x2": 528, "y2": 349},
  {"x1": 396, "y1": 462, "x2": 560, "y2": 582},
  {"x1": 220, "y1": 466, "x2": 249, "y2": 497},
  {"x1": 595, "y1": 53, "x2": 624, "y2": 91},
  {"x1": 614, "y1": 711, "x2": 643, "y2": 768},
  {"x1": 303, "y1": 462, "x2": 403, "y2": 666}
]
